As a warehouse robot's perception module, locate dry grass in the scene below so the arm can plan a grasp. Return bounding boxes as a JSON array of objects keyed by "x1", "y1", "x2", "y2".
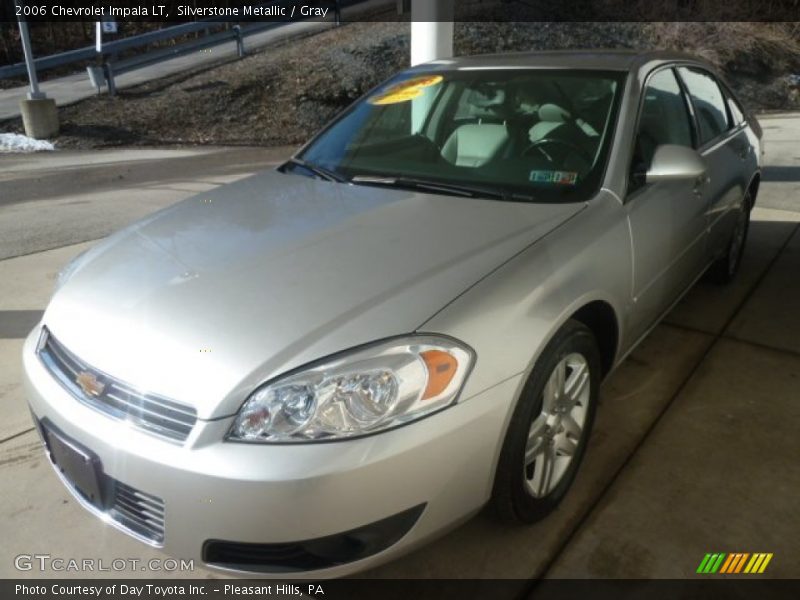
[
  {"x1": 644, "y1": 22, "x2": 800, "y2": 77},
  {"x1": 2, "y1": 20, "x2": 798, "y2": 148}
]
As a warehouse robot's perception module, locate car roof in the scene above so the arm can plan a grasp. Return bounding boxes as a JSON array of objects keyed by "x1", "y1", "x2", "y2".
[{"x1": 419, "y1": 49, "x2": 706, "y2": 73}]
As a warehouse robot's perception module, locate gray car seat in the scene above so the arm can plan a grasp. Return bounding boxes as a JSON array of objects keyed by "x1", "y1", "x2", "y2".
[
  {"x1": 441, "y1": 123, "x2": 509, "y2": 167},
  {"x1": 441, "y1": 87, "x2": 510, "y2": 167}
]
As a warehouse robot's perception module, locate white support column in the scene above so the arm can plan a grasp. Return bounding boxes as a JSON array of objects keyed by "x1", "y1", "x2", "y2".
[
  {"x1": 410, "y1": 0, "x2": 454, "y2": 66},
  {"x1": 409, "y1": 0, "x2": 453, "y2": 132}
]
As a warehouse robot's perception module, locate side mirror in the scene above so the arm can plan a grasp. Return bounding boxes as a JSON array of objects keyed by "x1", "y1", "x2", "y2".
[{"x1": 646, "y1": 144, "x2": 706, "y2": 184}]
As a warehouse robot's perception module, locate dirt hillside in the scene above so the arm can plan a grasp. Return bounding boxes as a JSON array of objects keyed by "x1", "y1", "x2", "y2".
[{"x1": 2, "y1": 21, "x2": 798, "y2": 149}]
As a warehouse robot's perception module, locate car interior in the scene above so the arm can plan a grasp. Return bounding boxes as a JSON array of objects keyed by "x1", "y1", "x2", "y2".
[
  {"x1": 299, "y1": 71, "x2": 624, "y2": 201},
  {"x1": 435, "y1": 79, "x2": 613, "y2": 174}
]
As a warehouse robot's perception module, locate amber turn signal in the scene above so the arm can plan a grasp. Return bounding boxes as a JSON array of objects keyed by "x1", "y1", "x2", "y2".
[{"x1": 420, "y1": 350, "x2": 458, "y2": 400}]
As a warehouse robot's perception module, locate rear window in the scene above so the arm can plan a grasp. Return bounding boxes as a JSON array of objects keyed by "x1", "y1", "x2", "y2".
[
  {"x1": 678, "y1": 67, "x2": 731, "y2": 145},
  {"x1": 726, "y1": 93, "x2": 745, "y2": 125}
]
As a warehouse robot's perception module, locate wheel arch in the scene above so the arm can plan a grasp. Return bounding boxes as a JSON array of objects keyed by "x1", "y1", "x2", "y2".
[
  {"x1": 746, "y1": 171, "x2": 760, "y2": 210},
  {"x1": 569, "y1": 300, "x2": 619, "y2": 379},
  {"x1": 507, "y1": 295, "x2": 622, "y2": 402}
]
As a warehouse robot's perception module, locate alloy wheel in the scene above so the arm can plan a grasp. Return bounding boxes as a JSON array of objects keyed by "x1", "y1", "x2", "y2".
[{"x1": 523, "y1": 352, "x2": 591, "y2": 498}]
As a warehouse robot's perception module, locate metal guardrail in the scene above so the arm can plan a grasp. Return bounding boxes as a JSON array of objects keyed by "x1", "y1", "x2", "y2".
[
  {"x1": 0, "y1": 20, "x2": 227, "y2": 80},
  {"x1": 99, "y1": 22, "x2": 282, "y2": 95},
  {"x1": 0, "y1": 45, "x2": 97, "y2": 79},
  {"x1": 1, "y1": 0, "x2": 353, "y2": 93}
]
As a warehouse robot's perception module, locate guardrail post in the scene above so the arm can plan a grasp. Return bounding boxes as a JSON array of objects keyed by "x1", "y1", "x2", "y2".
[
  {"x1": 86, "y1": 65, "x2": 105, "y2": 93},
  {"x1": 103, "y1": 62, "x2": 116, "y2": 96},
  {"x1": 233, "y1": 25, "x2": 245, "y2": 58}
]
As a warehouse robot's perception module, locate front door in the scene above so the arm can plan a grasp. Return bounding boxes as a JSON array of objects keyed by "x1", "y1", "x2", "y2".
[{"x1": 625, "y1": 67, "x2": 708, "y2": 340}]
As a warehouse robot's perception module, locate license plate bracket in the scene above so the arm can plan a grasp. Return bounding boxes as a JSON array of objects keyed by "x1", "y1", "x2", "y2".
[{"x1": 41, "y1": 421, "x2": 107, "y2": 509}]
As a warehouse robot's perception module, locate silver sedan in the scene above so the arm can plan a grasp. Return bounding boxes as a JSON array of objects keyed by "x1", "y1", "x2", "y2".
[{"x1": 23, "y1": 50, "x2": 761, "y2": 577}]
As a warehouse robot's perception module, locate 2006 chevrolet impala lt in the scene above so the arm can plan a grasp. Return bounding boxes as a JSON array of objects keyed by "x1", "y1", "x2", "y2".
[{"x1": 24, "y1": 50, "x2": 761, "y2": 576}]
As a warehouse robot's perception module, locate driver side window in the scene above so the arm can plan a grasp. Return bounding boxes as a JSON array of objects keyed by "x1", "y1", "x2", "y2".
[{"x1": 630, "y1": 68, "x2": 694, "y2": 192}]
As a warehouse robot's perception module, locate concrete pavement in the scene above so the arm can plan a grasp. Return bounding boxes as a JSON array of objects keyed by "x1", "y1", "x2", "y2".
[
  {"x1": 543, "y1": 224, "x2": 800, "y2": 580},
  {"x1": 0, "y1": 114, "x2": 798, "y2": 582},
  {"x1": 537, "y1": 113, "x2": 800, "y2": 581},
  {"x1": 0, "y1": 145, "x2": 294, "y2": 259}
]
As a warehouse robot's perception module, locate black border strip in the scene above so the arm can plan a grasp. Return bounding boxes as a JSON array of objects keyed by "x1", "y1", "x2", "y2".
[
  {"x1": 2, "y1": 579, "x2": 800, "y2": 600},
  {"x1": 3, "y1": 0, "x2": 800, "y2": 23}
]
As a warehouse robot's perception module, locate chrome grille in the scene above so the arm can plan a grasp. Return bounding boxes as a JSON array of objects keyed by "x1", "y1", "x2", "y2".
[
  {"x1": 37, "y1": 327, "x2": 197, "y2": 443},
  {"x1": 110, "y1": 481, "x2": 166, "y2": 544}
]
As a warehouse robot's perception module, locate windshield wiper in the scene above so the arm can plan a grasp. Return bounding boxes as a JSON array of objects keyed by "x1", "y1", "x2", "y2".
[
  {"x1": 286, "y1": 157, "x2": 347, "y2": 183},
  {"x1": 350, "y1": 175, "x2": 535, "y2": 202}
]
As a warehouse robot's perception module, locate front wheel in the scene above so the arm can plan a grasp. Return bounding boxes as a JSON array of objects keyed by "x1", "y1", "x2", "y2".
[{"x1": 491, "y1": 320, "x2": 601, "y2": 523}]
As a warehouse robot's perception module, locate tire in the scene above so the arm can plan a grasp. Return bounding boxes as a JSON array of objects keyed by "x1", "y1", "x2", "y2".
[
  {"x1": 491, "y1": 320, "x2": 601, "y2": 524},
  {"x1": 706, "y1": 191, "x2": 751, "y2": 284}
]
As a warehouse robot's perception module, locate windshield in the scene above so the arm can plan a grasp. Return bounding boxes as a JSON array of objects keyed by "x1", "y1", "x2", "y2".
[{"x1": 297, "y1": 68, "x2": 626, "y2": 202}]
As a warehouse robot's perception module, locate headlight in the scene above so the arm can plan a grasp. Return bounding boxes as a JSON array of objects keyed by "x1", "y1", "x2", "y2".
[{"x1": 228, "y1": 335, "x2": 474, "y2": 443}]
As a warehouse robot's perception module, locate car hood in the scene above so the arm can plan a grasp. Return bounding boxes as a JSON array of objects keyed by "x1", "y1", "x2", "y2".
[{"x1": 45, "y1": 170, "x2": 584, "y2": 419}]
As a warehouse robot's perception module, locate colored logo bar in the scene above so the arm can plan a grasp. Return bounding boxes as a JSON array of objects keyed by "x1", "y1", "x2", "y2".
[{"x1": 697, "y1": 553, "x2": 773, "y2": 574}]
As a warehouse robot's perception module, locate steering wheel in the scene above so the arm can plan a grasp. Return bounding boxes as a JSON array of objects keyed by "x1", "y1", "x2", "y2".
[{"x1": 523, "y1": 138, "x2": 591, "y2": 165}]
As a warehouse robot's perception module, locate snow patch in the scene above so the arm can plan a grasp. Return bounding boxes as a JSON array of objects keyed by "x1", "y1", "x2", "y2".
[{"x1": 0, "y1": 133, "x2": 55, "y2": 154}]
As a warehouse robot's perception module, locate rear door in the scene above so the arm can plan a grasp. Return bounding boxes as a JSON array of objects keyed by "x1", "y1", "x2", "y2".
[
  {"x1": 625, "y1": 66, "x2": 707, "y2": 339},
  {"x1": 676, "y1": 67, "x2": 751, "y2": 261}
]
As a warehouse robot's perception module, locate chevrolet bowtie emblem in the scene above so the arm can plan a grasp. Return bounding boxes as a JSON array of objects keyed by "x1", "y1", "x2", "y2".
[{"x1": 76, "y1": 371, "x2": 105, "y2": 397}]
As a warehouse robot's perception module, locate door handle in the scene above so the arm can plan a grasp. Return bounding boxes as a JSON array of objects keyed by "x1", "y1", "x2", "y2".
[{"x1": 693, "y1": 175, "x2": 710, "y2": 197}]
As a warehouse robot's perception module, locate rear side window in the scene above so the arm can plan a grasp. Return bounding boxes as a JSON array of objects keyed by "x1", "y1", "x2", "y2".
[
  {"x1": 726, "y1": 93, "x2": 745, "y2": 125},
  {"x1": 678, "y1": 67, "x2": 730, "y2": 145},
  {"x1": 632, "y1": 68, "x2": 694, "y2": 174}
]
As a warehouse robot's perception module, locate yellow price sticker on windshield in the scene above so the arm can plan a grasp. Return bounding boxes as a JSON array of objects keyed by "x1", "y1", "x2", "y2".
[{"x1": 369, "y1": 75, "x2": 443, "y2": 106}]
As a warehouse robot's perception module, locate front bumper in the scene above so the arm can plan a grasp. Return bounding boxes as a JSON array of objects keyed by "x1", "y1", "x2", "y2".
[{"x1": 22, "y1": 325, "x2": 520, "y2": 577}]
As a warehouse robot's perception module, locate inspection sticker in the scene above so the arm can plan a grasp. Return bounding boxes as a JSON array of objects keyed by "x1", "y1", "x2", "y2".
[
  {"x1": 368, "y1": 75, "x2": 444, "y2": 106},
  {"x1": 529, "y1": 170, "x2": 579, "y2": 185}
]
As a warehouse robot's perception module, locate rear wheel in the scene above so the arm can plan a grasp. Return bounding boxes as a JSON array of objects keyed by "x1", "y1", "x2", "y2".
[
  {"x1": 707, "y1": 192, "x2": 751, "y2": 284},
  {"x1": 492, "y1": 320, "x2": 601, "y2": 523}
]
